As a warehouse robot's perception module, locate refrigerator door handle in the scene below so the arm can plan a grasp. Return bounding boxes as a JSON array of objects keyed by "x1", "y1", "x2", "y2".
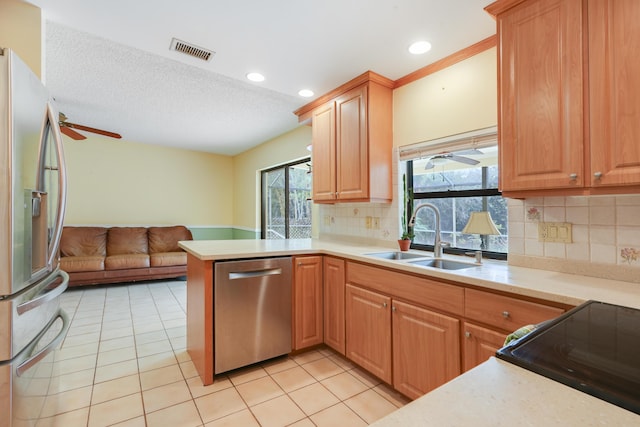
[
  {"x1": 42, "y1": 102, "x2": 67, "y2": 270},
  {"x1": 16, "y1": 308, "x2": 70, "y2": 377},
  {"x1": 16, "y1": 270, "x2": 69, "y2": 315}
]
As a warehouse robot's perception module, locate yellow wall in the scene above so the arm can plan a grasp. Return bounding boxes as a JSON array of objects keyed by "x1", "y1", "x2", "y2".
[
  {"x1": 0, "y1": 0, "x2": 43, "y2": 77},
  {"x1": 63, "y1": 136, "x2": 234, "y2": 226},
  {"x1": 232, "y1": 126, "x2": 311, "y2": 230},
  {"x1": 393, "y1": 48, "x2": 497, "y2": 147}
]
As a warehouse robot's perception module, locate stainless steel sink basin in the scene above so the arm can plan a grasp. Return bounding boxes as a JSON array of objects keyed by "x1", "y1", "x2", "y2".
[
  {"x1": 407, "y1": 258, "x2": 478, "y2": 270},
  {"x1": 364, "y1": 251, "x2": 430, "y2": 261}
]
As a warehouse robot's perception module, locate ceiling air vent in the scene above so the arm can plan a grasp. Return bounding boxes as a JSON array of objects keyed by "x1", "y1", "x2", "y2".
[{"x1": 169, "y1": 38, "x2": 214, "y2": 62}]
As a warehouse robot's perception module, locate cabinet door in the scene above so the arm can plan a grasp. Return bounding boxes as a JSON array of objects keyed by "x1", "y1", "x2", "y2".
[
  {"x1": 498, "y1": 0, "x2": 584, "y2": 192},
  {"x1": 392, "y1": 301, "x2": 460, "y2": 400},
  {"x1": 345, "y1": 284, "x2": 391, "y2": 383},
  {"x1": 323, "y1": 257, "x2": 345, "y2": 354},
  {"x1": 335, "y1": 85, "x2": 368, "y2": 200},
  {"x1": 589, "y1": 0, "x2": 640, "y2": 187},
  {"x1": 293, "y1": 256, "x2": 323, "y2": 350},
  {"x1": 462, "y1": 322, "x2": 506, "y2": 372},
  {"x1": 311, "y1": 102, "x2": 336, "y2": 201}
]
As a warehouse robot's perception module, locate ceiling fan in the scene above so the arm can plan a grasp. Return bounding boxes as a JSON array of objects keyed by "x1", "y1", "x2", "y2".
[
  {"x1": 424, "y1": 149, "x2": 482, "y2": 170},
  {"x1": 58, "y1": 113, "x2": 122, "y2": 140}
]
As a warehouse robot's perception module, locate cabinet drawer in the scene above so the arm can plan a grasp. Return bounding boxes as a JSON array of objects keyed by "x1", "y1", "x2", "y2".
[
  {"x1": 346, "y1": 262, "x2": 464, "y2": 316},
  {"x1": 465, "y1": 288, "x2": 564, "y2": 331}
]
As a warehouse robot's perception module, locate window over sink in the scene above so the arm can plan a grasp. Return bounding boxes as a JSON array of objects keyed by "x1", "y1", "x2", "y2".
[{"x1": 402, "y1": 128, "x2": 507, "y2": 259}]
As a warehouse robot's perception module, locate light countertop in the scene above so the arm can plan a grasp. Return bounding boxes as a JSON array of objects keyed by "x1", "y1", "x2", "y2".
[
  {"x1": 179, "y1": 238, "x2": 640, "y2": 309},
  {"x1": 179, "y1": 238, "x2": 640, "y2": 425},
  {"x1": 370, "y1": 357, "x2": 640, "y2": 427}
]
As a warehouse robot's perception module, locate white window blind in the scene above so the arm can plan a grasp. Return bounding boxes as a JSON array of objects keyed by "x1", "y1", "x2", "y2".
[{"x1": 399, "y1": 126, "x2": 497, "y2": 161}]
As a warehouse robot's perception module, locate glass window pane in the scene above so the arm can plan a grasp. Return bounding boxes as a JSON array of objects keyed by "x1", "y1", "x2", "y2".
[
  {"x1": 408, "y1": 144, "x2": 507, "y2": 256},
  {"x1": 262, "y1": 158, "x2": 311, "y2": 240},
  {"x1": 265, "y1": 168, "x2": 286, "y2": 239},
  {"x1": 411, "y1": 196, "x2": 508, "y2": 253},
  {"x1": 288, "y1": 164, "x2": 312, "y2": 239}
]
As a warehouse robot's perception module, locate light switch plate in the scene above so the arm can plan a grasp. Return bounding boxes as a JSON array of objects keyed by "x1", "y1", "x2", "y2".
[{"x1": 538, "y1": 222, "x2": 572, "y2": 243}]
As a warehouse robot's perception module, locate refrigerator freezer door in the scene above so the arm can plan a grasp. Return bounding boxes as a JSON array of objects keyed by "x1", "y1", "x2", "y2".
[
  {"x1": 0, "y1": 270, "x2": 68, "y2": 362},
  {"x1": 0, "y1": 308, "x2": 70, "y2": 426},
  {"x1": 0, "y1": 49, "x2": 66, "y2": 297}
]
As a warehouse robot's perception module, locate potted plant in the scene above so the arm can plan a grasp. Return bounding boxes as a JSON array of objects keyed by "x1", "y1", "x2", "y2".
[{"x1": 398, "y1": 173, "x2": 414, "y2": 251}]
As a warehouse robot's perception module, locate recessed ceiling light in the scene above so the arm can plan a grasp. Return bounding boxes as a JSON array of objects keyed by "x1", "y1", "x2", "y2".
[
  {"x1": 246, "y1": 72, "x2": 265, "y2": 82},
  {"x1": 408, "y1": 41, "x2": 432, "y2": 55},
  {"x1": 298, "y1": 89, "x2": 314, "y2": 98}
]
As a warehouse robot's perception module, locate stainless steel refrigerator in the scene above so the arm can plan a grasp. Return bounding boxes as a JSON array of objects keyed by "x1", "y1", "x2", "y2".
[{"x1": 0, "y1": 48, "x2": 70, "y2": 426}]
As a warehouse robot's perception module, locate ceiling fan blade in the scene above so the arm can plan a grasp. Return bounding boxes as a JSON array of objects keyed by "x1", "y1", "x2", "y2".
[
  {"x1": 60, "y1": 125, "x2": 87, "y2": 140},
  {"x1": 63, "y1": 122, "x2": 122, "y2": 139},
  {"x1": 424, "y1": 160, "x2": 435, "y2": 170},
  {"x1": 449, "y1": 154, "x2": 480, "y2": 165},
  {"x1": 455, "y1": 148, "x2": 484, "y2": 156}
]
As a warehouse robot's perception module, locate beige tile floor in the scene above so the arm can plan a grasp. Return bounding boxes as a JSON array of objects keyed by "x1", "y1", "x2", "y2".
[{"x1": 37, "y1": 280, "x2": 410, "y2": 426}]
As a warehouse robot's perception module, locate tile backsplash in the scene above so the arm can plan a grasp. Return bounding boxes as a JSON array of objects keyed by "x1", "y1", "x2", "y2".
[
  {"x1": 508, "y1": 195, "x2": 640, "y2": 266},
  {"x1": 507, "y1": 195, "x2": 640, "y2": 283}
]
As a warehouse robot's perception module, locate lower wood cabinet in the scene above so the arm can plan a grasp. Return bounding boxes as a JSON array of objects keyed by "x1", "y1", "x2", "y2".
[
  {"x1": 323, "y1": 257, "x2": 346, "y2": 354},
  {"x1": 345, "y1": 284, "x2": 392, "y2": 383},
  {"x1": 462, "y1": 288, "x2": 566, "y2": 371},
  {"x1": 293, "y1": 256, "x2": 323, "y2": 350},
  {"x1": 345, "y1": 282, "x2": 461, "y2": 398},
  {"x1": 392, "y1": 300, "x2": 460, "y2": 400},
  {"x1": 462, "y1": 321, "x2": 507, "y2": 372}
]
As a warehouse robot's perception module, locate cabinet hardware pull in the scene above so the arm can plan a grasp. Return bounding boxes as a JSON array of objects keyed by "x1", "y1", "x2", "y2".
[
  {"x1": 391, "y1": 306, "x2": 396, "y2": 312},
  {"x1": 465, "y1": 331, "x2": 471, "y2": 338},
  {"x1": 502, "y1": 311, "x2": 510, "y2": 318},
  {"x1": 569, "y1": 173, "x2": 577, "y2": 180},
  {"x1": 594, "y1": 172, "x2": 603, "y2": 179},
  {"x1": 382, "y1": 302, "x2": 388, "y2": 308}
]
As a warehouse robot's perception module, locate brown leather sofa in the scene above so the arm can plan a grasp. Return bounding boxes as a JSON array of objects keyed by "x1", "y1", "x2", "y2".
[{"x1": 60, "y1": 225, "x2": 193, "y2": 287}]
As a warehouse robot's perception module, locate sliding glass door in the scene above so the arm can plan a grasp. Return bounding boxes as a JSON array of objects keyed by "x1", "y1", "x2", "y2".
[{"x1": 261, "y1": 158, "x2": 311, "y2": 239}]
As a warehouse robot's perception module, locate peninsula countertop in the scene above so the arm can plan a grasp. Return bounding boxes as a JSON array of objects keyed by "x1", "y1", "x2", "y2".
[{"x1": 179, "y1": 238, "x2": 640, "y2": 310}]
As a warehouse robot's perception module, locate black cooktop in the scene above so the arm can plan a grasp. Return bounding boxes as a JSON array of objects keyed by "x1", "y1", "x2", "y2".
[{"x1": 496, "y1": 300, "x2": 640, "y2": 415}]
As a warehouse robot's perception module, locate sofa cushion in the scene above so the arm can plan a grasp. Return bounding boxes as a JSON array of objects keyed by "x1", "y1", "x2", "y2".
[
  {"x1": 150, "y1": 252, "x2": 187, "y2": 267},
  {"x1": 105, "y1": 254, "x2": 150, "y2": 270},
  {"x1": 107, "y1": 227, "x2": 148, "y2": 255},
  {"x1": 60, "y1": 227, "x2": 107, "y2": 257},
  {"x1": 60, "y1": 256, "x2": 105, "y2": 272},
  {"x1": 148, "y1": 226, "x2": 193, "y2": 253}
]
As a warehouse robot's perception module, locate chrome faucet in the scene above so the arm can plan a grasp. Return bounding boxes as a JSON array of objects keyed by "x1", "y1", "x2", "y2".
[{"x1": 408, "y1": 203, "x2": 447, "y2": 258}]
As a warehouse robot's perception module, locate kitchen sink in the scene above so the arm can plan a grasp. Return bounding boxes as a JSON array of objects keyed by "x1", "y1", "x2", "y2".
[
  {"x1": 364, "y1": 251, "x2": 430, "y2": 261},
  {"x1": 407, "y1": 258, "x2": 478, "y2": 270}
]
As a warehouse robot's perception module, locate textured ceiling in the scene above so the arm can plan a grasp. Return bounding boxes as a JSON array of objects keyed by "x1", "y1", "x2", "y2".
[{"x1": 28, "y1": 0, "x2": 496, "y2": 155}]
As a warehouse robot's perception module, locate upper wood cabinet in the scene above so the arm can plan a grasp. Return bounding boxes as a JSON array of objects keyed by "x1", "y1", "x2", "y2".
[
  {"x1": 293, "y1": 256, "x2": 323, "y2": 350},
  {"x1": 588, "y1": 0, "x2": 640, "y2": 189},
  {"x1": 487, "y1": 0, "x2": 640, "y2": 196},
  {"x1": 295, "y1": 71, "x2": 394, "y2": 203}
]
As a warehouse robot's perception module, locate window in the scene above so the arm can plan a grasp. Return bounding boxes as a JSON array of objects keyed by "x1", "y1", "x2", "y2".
[
  {"x1": 403, "y1": 132, "x2": 507, "y2": 259},
  {"x1": 261, "y1": 158, "x2": 312, "y2": 239}
]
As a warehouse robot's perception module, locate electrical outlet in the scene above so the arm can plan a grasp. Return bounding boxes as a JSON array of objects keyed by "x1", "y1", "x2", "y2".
[
  {"x1": 538, "y1": 222, "x2": 572, "y2": 243},
  {"x1": 365, "y1": 216, "x2": 372, "y2": 229},
  {"x1": 323, "y1": 215, "x2": 331, "y2": 226},
  {"x1": 373, "y1": 217, "x2": 380, "y2": 229}
]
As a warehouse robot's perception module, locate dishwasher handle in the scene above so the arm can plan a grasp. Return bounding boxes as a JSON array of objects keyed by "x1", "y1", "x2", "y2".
[{"x1": 228, "y1": 268, "x2": 283, "y2": 280}]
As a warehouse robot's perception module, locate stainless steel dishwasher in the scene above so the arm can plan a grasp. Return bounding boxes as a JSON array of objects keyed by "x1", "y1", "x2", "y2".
[{"x1": 214, "y1": 257, "x2": 292, "y2": 374}]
